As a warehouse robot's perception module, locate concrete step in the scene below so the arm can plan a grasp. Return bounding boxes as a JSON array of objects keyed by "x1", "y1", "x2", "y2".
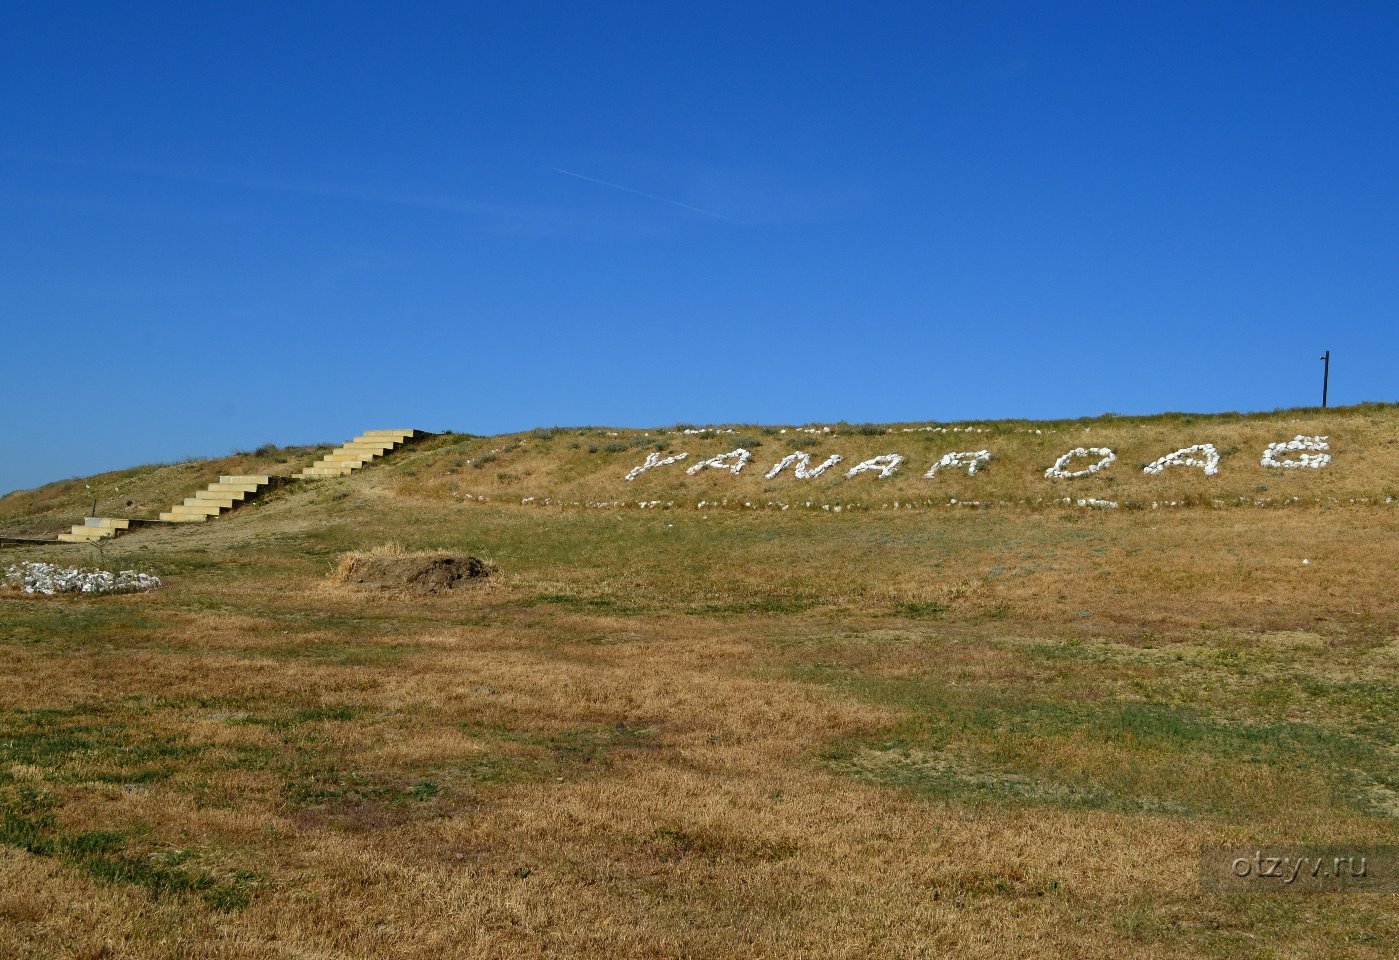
[
  {"x1": 184, "y1": 500, "x2": 236, "y2": 514},
  {"x1": 206, "y1": 482, "x2": 260, "y2": 495},
  {"x1": 83, "y1": 517, "x2": 131, "y2": 530},
  {"x1": 220, "y1": 475, "x2": 272, "y2": 486},
  {"x1": 327, "y1": 450, "x2": 388, "y2": 461},
  {"x1": 194, "y1": 488, "x2": 247, "y2": 503},
  {"x1": 294, "y1": 467, "x2": 355, "y2": 479},
  {"x1": 172, "y1": 502, "x2": 225, "y2": 516},
  {"x1": 288, "y1": 429, "x2": 424, "y2": 480},
  {"x1": 62, "y1": 527, "x2": 116, "y2": 541},
  {"x1": 158, "y1": 512, "x2": 207, "y2": 522},
  {"x1": 336, "y1": 444, "x2": 395, "y2": 456}
]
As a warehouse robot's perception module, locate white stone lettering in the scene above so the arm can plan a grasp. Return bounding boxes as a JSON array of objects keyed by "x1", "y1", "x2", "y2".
[
  {"x1": 1261, "y1": 436, "x2": 1331, "y2": 470},
  {"x1": 1045, "y1": 447, "x2": 1116, "y2": 480},
  {"x1": 924, "y1": 450, "x2": 992, "y2": 478},
  {"x1": 686, "y1": 448, "x2": 753, "y2": 476},
  {"x1": 1143, "y1": 444, "x2": 1220, "y2": 477},
  {"x1": 764, "y1": 452, "x2": 844, "y2": 480},
  {"x1": 624, "y1": 451, "x2": 689, "y2": 482},
  {"x1": 847, "y1": 454, "x2": 905, "y2": 479}
]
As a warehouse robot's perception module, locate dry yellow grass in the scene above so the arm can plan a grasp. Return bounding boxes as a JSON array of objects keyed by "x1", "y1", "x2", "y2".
[{"x1": 0, "y1": 406, "x2": 1395, "y2": 958}]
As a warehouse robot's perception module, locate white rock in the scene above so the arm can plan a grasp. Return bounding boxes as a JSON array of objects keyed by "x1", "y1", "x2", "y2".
[
  {"x1": 4, "y1": 561, "x2": 161, "y2": 596},
  {"x1": 1045, "y1": 447, "x2": 1116, "y2": 480},
  {"x1": 924, "y1": 450, "x2": 992, "y2": 478},
  {"x1": 1144, "y1": 444, "x2": 1220, "y2": 477},
  {"x1": 686, "y1": 448, "x2": 752, "y2": 476},
  {"x1": 764, "y1": 452, "x2": 843, "y2": 480},
  {"x1": 846, "y1": 454, "x2": 905, "y2": 479}
]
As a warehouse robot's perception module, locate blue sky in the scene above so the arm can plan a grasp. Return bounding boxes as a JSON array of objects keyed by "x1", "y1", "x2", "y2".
[{"x1": 3, "y1": 2, "x2": 1396, "y2": 494}]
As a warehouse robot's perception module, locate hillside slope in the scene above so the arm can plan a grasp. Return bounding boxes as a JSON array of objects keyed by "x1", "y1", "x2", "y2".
[
  {"x1": 0, "y1": 406, "x2": 1396, "y2": 958},
  {"x1": 384, "y1": 402, "x2": 1398, "y2": 510},
  {"x1": 0, "y1": 444, "x2": 330, "y2": 536},
  {"x1": 3, "y1": 404, "x2": 1393, "y2": 540}
]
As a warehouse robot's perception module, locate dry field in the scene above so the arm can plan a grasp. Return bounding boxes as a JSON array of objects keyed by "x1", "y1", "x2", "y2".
[{"x1": 1, "y1": 405, "x2": 1396, "y2": 958}]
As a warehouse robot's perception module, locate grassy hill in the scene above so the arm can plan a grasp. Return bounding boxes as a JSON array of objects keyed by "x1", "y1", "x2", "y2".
[
  {"x1": 4, "y1": 403, "x2": 1396, "y2": 535},
  {"x1": 0, "y1": 443, "x2": 330, "y2": 536},
  {"x1": 390, "y1": 402, "x2": 1399, "y2": 513},
  {"x1": 0, "y1": 404, "x2": 1396, "y2": 958}
]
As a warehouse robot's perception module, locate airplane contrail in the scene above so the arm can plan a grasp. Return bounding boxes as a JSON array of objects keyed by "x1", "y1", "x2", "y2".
[{"x1": 553, "y1": 167, "x2": 732, "y2": 221}]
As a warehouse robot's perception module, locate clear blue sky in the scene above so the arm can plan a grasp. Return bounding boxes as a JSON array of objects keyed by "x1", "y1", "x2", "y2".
[{"x1": 3, "y1": 2, "x2": 1396, "y2": 494}]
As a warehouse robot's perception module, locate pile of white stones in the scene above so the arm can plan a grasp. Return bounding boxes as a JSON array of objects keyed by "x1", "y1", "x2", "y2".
[
  {"x1": 925, "y1": 450, "x2": 992, "y2": 478},
  {"x1": 1143, "y1": 443, "x2": 1221, "y2": 477},
  {"x1": 687, "y1": 448, "x2": 752, "y2": 475},
  {"x1": 3, "y1": 561, "x2": 161, "y2": 596},
  {"x1": 1261, "y1": 435, "x2": 1331, "y2": 469},
  {"x1": 847, "y1": 454, "x2": 905, "y2": 479},
  {"x1": 1044, "y1": 447, "x2": 1116, "y2": 480},
  {"x1": 765, "y1": 452, "x2": 843, "y2": 480}
]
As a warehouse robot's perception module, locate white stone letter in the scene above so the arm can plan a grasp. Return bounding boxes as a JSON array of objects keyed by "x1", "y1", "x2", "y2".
[
  {"x1": 1261, "y1": 436, "x2": 1331, "y2": 470},
  {"x1": 1045, "y1": 447, "x2": 1116, "y2": 479},
  {"x1": 924, "y1": 450, "x2": 992, "y2": 478},
  {"x1": 624, "y1": 451, "x2": 688, "y2": 482},
  {"x1": 686, "y1": 448, "x2": 753, "y2": 476},
  {"x1": 764, "y1": 452, "x2": 843, "y2": 480},
  {"x1": 1143, "y1": 444, "x2": 1220, "y2": 477},
  {"x1": 846, "y1": 454, "x2": 905, "y2": 479}
]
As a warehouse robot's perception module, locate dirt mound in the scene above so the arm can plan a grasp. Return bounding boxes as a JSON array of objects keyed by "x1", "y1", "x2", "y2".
[{"x1": 331, "y1": 546, "x2": 493, "y2": 594}]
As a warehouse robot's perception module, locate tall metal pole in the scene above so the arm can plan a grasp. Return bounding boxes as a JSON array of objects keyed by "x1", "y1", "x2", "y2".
[{"x1": 1320, "y1": 350, "x2": 1330, "y2": 408}]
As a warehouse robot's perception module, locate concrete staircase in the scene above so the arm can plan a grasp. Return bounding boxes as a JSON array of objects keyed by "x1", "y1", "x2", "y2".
[
  {"x1": 4, "y1": 428, "x2": 426, "y2": 546},
  {"x1": 159, "y1": 476, "x2": 279, "y2": 523},
  {"x1": 57, "y1": 517, "x2": 131, "y2": 543},
  {"x1": 292, "y1": 430, "x2": 424, "y2": 479}
]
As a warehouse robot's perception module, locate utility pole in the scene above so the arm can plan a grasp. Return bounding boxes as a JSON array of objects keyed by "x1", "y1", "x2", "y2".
[{"x1": 1320, "y1": 350, "x2": 1331, "y2": 408}]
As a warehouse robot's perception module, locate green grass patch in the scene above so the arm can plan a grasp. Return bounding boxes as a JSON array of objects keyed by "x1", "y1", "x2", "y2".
[
  {"x1": 282, "y1": 766, "x2": 440, "y2": 808},
  {"x1": 891, "y1": 600, "x2": 947, "y2": 619},
  {"x1": 802, "y1": 665, "x2": 1398, "y2": 820},
  {"x1": 0, "y1": 708, "x2": 202, "y2": 785},
  {"x1": 0, "y1": 604, "x2": 162, "y2": 649},
  {"x1": 235, "y1": 704, "x2": 363, "y2": 730},
  {"x1": 0, "y1": 805, "x2": 260, "y2": 910},
  {"x1": 453, "y1": 722, "x2": 657, "y2": 785}
]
